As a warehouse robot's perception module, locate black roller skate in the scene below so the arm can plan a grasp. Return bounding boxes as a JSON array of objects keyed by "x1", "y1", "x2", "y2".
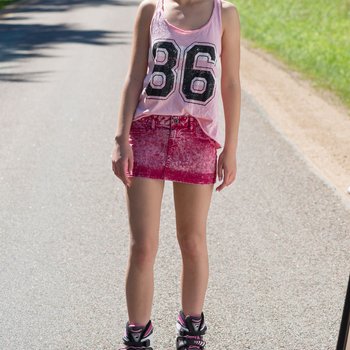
[
  {"x1": 118, "y1": 319, "x2": 154, "y2": 350},
  {"x1": 175, "y1": 310, "x2": 207, "y2": 350}
]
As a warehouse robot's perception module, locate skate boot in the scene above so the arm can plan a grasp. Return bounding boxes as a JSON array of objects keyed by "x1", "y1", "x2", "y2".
[
  {"x1": 118, "y1": 319, "x2": 154, "y2": 350},
  {"x1": 176, "y1": 310, "x2": 207, "y2": 349}
]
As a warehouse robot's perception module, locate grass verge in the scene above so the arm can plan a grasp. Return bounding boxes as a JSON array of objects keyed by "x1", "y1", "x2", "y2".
[
  {"x1": 0, "y1": 0, "x2": 19, "y2": 11},
  {"x1": 231, "y1": 0, "x2": 350, "y2": 108}
]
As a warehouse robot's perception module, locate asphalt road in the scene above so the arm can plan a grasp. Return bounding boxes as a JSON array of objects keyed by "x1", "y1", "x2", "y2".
[{"x1": 0, "y1": 1, "x2": 349, "y2": 349}]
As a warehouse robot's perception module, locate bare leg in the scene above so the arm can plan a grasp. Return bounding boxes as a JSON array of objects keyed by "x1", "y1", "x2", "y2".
[
  {"x1": 173, "y1": 181, "x2": 214, "y2": 316},
  {"x1": 124, "y1": 176, "x2": 165, "y2": 325}
]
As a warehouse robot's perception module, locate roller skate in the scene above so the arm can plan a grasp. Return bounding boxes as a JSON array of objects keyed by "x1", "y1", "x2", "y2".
[
  {"x1": 118, "y1": 319, "x2": 154, "y2": 350},
  {"x1": 175, "y1": 310, "x2": 207, "y2": 349}
]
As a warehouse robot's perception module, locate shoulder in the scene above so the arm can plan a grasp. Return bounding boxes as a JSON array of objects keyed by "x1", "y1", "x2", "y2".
[
  {"x1": 221, "y1": 1, "x2": 240, "y2": 32},
  {"x1": 136, "y1": 0, "x2": 157, "y2": 22},
  {"x1": 138, "y1": 0, "x2": 157, "y2": 11},
  {"x1": 221, "y1": 0, "x2": 239, "y2": 16}
]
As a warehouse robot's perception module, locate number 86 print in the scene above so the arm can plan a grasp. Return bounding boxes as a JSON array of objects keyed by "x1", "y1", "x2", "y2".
[{"x1": 145, "y1": 39, "x2": 218, "y2": 105}]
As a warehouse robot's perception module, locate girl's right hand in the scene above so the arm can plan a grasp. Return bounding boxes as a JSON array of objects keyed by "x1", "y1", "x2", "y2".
[{"x1": 111, "y1": 140, "x2": 133, "y2": 188}]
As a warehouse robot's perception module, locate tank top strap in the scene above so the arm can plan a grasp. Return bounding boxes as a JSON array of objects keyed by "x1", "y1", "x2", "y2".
[
  {"x1": 216, "y1": 0, "x2": 221, "y2": 14},
  {"x1": 151, "y1": 0, "x2": 163, "y2": 29},
  {"x1": 156, "y1": 0, "x2": 163, "y2": 12},
  {"x1": 213, "y1": 0, "x2": 222, "y2": 34}
]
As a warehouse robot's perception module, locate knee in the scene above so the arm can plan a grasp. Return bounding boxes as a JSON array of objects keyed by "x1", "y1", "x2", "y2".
[
  {"x1": 177, "y1": 231, "x2": 206, "y2": 258},
  {"x1": 129, "y1": 237, "x2": 158, "y2": 266}
]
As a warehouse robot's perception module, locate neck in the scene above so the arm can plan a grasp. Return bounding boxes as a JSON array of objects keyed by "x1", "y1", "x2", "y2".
[{"x1": 173, "y1": 0, "x2": 200, "y2": 5}]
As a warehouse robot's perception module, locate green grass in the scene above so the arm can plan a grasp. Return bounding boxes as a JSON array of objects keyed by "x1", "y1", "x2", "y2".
[
  {"x1": 0, "y1": 0, "x2": 19, "y2": 10},
  {"x1": 231, "y1": 0, "x2": 350, "y2": 108}
]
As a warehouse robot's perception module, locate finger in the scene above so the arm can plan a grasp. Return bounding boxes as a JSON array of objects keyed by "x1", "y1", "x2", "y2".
[
  {"x1": 216, "y1": 182, "x2": 225, "y2": 192},
  {"x1": 128, "y1": 155, "x2": 134, "y2": 176},
  {"x1": 215, "y1": 183, "x2": 223, "y2": 192},
  {"x1": 228, "y1": 173, "x2": 236, "y2": 185},
  {"x1": 217, "y1": 167, "x2": 231, "y2": 191},
  {"x1": 117, "y1": 165, "x2": 129, "y2": 187},
  {"x1": 122, "y1": 160, "x2": 131, "y2": 187},
  {"x1": 217, "y1": 157, "x2": 223, "y2": 181},
  {"x1": 113, "y1": 162, "x2": 122, "y2": 179},
  {"x1": 215, "y1": 168, "x2": 226, "y2": 192},
  {"x1": 112, "y1": 160, "x2": 118, "y2": 177},
  {"x1": 113, "y1": 159, "x2": 124, "y2": 178},
  {"x1": 227, "y1": 170, "x2": 237, "y2": 184},
  {"x1": 223, "y1": 169, "x2": 231, "y2": 187}
]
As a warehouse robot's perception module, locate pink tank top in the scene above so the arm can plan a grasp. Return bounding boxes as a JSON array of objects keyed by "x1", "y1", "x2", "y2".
[{"x1": 133, "y1": 0, "x2": 223, "y2": 149}]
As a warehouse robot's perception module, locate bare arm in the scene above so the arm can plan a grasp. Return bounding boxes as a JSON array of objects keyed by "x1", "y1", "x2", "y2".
[
  {"x1": 220, "y1": 1, "x2": 241, "y2": 153},
  {"x1": 216, "y1": 2, "x2": 241, "y2": 191},
  {"x1": 111, "y1": 0, "x2": 155, "y2": 187},
  {"x1": 114, "y1": 0, "x2": 156, "y2": 144}
]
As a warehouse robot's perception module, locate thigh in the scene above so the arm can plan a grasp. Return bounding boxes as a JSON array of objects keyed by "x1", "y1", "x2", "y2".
[
  {"x1": 125, "y1": 177, "x2": 165, "y2": 246},
  {"x1": 173, "y1": 181, "x2": 214, "y2": 239}
]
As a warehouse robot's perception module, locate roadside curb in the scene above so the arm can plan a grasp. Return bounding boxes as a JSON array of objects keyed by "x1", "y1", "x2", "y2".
[{"x1": 240, "y1": 39, "x2": 350, "y2": 210}]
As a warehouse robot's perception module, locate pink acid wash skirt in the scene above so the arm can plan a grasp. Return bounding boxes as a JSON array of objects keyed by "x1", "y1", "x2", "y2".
[{"x1": 127, "y1": 115, "x2": 219, "y2": 185}]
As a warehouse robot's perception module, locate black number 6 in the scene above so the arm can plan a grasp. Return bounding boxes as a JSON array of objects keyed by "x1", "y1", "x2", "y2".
[{"x1": 181, "y1": 43, "x2": 217, "y2": 104}]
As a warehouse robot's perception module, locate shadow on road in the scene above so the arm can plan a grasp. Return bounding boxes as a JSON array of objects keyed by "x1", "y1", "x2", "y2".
[
  {"x1": 0, "y1": 68, "x2": 52, "y2": 82},
  {"x1": 1, "y1": 0, "x2": 140, "y2": 13},
  {"x1": 0, "y1": 0, "x2": 136, "y2": 81}
]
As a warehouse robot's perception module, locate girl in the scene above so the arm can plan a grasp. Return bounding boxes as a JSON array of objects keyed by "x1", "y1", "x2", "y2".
[{"x1": 111, "y1": 0, "x2": 240, "y2": 348}]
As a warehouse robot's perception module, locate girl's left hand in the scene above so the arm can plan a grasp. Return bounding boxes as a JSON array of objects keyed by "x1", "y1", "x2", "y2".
[{"x1": 215, "y1": 148, "x2": 237, "y2": 192}]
